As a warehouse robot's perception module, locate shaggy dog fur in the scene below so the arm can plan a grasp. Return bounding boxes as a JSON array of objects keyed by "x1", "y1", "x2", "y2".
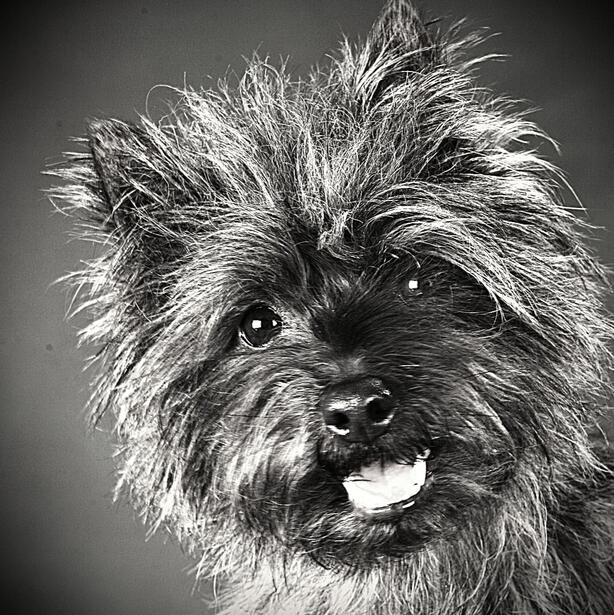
[{"x1": 53, "y1": 1, "x2": 613, "y2": 613}]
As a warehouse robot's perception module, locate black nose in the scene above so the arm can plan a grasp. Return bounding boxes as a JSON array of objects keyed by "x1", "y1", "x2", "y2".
[{"x1": 319, "y1": 377, "x2": 395, "y2": 442}]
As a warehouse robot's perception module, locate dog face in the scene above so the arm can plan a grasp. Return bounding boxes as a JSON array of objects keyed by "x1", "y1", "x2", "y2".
[
  {"x1": 147, "y1": 178, "x2": 600, "y2": 569},
  {"x1": 54, "y1": 0, "x2": 611, "y2": 599}
]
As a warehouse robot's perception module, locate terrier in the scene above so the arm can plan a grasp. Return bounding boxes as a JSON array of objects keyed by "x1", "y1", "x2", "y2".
[{"x1": 54, "y1": 1, "x2": 614, "y2": 613}]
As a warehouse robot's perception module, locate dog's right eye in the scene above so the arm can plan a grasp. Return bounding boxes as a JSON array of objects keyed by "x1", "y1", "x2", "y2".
[{"x1": 239, "y1": 305, "x2": 283, "y2": 348}]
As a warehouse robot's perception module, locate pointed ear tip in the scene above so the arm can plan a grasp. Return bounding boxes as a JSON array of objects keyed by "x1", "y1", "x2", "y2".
[
  {"x1": 86, "y1": 119, "x2": 117, "y2": 147},
  {"x1": 373, "y1": 0, "x2": 427, "y2": 38},
  {"x1": 87, "y1": 118, "x2": 135, "y2": 141},
  {"x1": 87, "y1": 117, "x2": 113, "y2": 133},
  {"x1": 85, "y1": 118, "x2": 129, "y2": 177},
  {"x1": 380, "y1": 0, "x2": 420, "y2": 16}
]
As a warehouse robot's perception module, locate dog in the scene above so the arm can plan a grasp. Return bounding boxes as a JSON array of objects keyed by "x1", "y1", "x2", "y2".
[{"x1": 53, "y1": 1, "x2": 614, "y2": 613}]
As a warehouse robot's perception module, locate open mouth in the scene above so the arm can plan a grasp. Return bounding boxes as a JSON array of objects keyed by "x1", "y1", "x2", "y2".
[{"x1": 342, "y1": 449, "x2": 431, "y2": 519}]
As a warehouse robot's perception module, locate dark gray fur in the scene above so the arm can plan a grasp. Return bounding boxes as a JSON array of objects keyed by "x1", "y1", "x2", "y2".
[{"x1": 52, "y1": 1, "x2": 614, "y2": 613}]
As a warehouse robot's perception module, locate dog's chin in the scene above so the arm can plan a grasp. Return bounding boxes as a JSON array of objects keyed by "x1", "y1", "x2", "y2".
[
  {"x1": 279, "y1": 447, "x2": 442, "y2": 563},
  {"x1": 284, "y1": 439, "x2": 510, "y2": 563},
  {"x1": 295, "y1": 461, "x2": 438, "y2": 565}
]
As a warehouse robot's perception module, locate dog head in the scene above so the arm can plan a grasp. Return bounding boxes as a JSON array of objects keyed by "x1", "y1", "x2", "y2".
[{"x1": 54, "y1": 0, "x2": 611, "y2": 585}]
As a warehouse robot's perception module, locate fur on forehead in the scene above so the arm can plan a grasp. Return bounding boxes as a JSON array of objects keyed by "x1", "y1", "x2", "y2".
[
  {"x1": 53, "y1": 0, "x2": 602, "y2": 340},
  {"x1": 79, "y1": 0, "x2": 531, "y2": 241}
]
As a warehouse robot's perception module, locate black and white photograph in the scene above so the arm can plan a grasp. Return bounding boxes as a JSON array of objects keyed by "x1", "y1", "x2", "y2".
[{"x1": 3, "y1": 1, "x2": 613, "y2": 613}]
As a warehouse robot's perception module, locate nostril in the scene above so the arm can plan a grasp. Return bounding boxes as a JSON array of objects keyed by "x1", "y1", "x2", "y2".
[
  {"x1": 328, "y1": 411, "x2": 350, "y2": 429},
  {"x1": 324, "y1": 409, "x2": 352, "y2": 437},
  {"x1": 366, "y1": 396, "x2": 394, "y2": 425}
]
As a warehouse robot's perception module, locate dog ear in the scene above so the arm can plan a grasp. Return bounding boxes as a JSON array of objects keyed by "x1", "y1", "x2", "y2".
[
  {"x1": 76, "y1": 119, "x2": 192, "y2": 318},
  {"x1": 87, "y1": 119, "x2": 180, "y2": 240},
  {"x1": 85, "y1": 118, "x2": 221, "y2": 260},
  {"x1": 349, "y1": 0, "x2": 438, "y2": 108},
  {"x1": 88, "y1": 119, "x2": 143, "y2": 218},
  {"x1": 370, "y1": 0, "x2": 433, "y2": 54}
]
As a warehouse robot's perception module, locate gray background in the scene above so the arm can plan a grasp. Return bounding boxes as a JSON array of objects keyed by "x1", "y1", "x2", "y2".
[{"x1": 2, "y1": 1, "x2": 612, "y2": 614}]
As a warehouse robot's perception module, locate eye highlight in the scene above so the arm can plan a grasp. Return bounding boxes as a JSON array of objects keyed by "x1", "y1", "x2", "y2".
[
  {"x1": 402, "y1": 275, "x2": 436, "y2": 298},
  {"x1": 239, "y1": 305, "x2": 283, "y2": 348},
  {"x1": 403, "y1": 277, "x2": 426, "y2": 298},
  {"x1": 407, "y1": 279, "x2": 420, "y2": 291}
]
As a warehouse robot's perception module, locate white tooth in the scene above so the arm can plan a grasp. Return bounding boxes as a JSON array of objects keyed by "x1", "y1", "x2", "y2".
[{"x1": 342, "y1": 458, "x2": 428, "y2": 511}]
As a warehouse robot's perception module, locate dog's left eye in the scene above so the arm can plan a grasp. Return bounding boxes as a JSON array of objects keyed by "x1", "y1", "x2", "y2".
[{"x1": 239, "y1": 305, "x2": 283, "y2": 347}]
